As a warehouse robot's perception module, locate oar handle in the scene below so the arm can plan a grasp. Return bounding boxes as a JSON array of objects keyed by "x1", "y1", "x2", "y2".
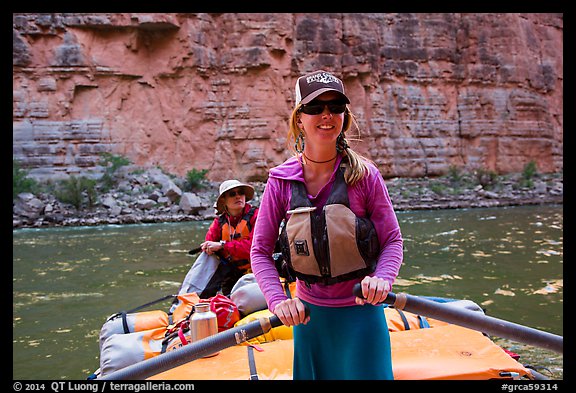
[
  {"x1": 352, "y1": 282, "x2": 396, "y2": 305},
  {"x1": 187, "y1": 246, "x2": 202, "y2": 256}
]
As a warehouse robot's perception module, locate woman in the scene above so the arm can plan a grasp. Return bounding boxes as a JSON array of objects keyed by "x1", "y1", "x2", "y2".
[
  {"x1": 200, "y1": 179, "x2": 259, "y2": 296},
  {"x1": 250, "y1": 70, "x2": 403, "y2": 379}
]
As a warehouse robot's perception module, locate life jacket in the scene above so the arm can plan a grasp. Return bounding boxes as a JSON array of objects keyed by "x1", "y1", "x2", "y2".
[
  {"x1": 278, "y1": 163, "x2": 380, "y2": 285},
  {"x1": 218, "y1": 206, "x2": 256, "y2": 272}
]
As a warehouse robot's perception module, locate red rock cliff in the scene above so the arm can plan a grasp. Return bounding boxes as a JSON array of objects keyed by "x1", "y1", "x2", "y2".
[{"x1": 13, "y1": 13, "x2": 563, "y2": 181}]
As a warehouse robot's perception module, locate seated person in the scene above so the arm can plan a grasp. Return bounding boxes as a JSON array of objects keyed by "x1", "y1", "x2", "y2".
[{"x1": 199, "y1": 179, "x2": 259, "y2": 297}]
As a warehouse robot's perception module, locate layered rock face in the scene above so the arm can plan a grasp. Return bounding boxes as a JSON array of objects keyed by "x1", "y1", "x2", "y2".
[{"x1": 13, "y1": 13, "x2": 563, "y2": 181}]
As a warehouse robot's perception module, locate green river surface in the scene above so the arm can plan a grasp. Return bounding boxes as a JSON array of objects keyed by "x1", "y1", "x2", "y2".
[{"x1": 13, "y1": 204, "x2": 563, "y2": 380}]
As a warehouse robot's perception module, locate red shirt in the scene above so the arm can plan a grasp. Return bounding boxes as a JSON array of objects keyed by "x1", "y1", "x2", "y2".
[{"x1": 205, "y1": 203, "x2": 258, "y2": 261}]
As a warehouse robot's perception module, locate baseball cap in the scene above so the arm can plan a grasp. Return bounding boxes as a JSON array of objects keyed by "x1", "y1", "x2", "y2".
[{"x1": 295, "y1": 70, "x2": 350, "y2": 107}]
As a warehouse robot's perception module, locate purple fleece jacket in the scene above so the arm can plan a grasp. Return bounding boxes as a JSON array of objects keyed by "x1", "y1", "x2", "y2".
[{"x1": 250, "y1": 155, "x2": 403, "y2": 312}]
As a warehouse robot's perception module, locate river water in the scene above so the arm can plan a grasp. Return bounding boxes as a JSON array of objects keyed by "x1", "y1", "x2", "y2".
[{"x1": 12, "y1": 204, "x2": 563, "y2": 380}]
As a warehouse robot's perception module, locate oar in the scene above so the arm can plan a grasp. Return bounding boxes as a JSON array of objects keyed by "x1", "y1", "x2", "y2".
[
  {"x1": 100, "y1": 307, "x2": 308, "y2": 380},
  {"x1": 187, "y1": 246, "x2": 202, "y2": 256},
  {"x1": 353, "y1": 283, "x2": 563, "y2": 354}
]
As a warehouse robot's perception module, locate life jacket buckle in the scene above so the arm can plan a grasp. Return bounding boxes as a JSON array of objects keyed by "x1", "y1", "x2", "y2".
[{"x1": 294, "y1": 239, "x2": 309, "y2": 256}]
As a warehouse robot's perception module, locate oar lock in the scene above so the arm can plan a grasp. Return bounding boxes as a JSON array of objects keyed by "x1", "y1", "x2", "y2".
[
  {"x1": 393, "y1": 293, "x2": 407, "y2": 310},
  {"x1": 234, "y1": 328, "x2": 249, "y2": 345},
  {"x1": 232, "y1": 316, "x2": 275, "y2": 345}
]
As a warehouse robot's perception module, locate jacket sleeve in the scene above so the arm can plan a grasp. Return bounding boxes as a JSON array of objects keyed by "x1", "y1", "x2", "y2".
[
  {"x1": 250, "y1": 178, "x2": 290, "y2": 312},
  {"x1": 205, "y1": 218, "x2": 221, "y2": 241},
  {"x1": 363, "y1": 164, "x2": 404, "y2": 288}
]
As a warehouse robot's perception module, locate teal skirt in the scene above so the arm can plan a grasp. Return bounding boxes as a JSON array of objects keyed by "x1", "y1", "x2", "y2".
[{"x1": 293, "y1": 300, "x2": 394, "y2": 380}]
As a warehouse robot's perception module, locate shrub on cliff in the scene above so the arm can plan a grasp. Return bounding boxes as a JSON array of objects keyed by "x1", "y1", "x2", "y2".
[
  {"x1": 13, "y1": 159, "x2": 38, "y2": 200},
  {"x1": 184, "y1": 168, "x2": 209, "y2": 192},
  {"x1": 473, "y1": 167, "x2": 498, "y2": 189},
  {"x1": 520, "y1": 161, "x2": 539, "y2": 188},
  {"x1": 54, "y1": 176, "x2": 97, "y2": 210},
  {"x1": 99, "y1": 153, "x2": 132, "y2": 192}
]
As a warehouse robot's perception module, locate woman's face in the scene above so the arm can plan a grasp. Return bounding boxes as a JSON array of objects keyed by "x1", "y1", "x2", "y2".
[
  {"x1": 224, "y1": 187, "x2": 246, "y2": 215},
  {"x1": 297, "y1": 91, "x2": 346, "y2": 149}
]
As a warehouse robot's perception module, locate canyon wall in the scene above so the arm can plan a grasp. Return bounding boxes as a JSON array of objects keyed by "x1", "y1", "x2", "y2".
[{"x1": 13, "y1": 13, "x2": 563, "y2": 182}]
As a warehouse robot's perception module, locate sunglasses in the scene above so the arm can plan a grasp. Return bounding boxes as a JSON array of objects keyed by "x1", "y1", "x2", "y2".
[
  {"x1": 227, "y1": 189, "x2": 245, "y2": 197},
  {"x1": 299, "y1": 100, "x2": 347, "y2": 115}
]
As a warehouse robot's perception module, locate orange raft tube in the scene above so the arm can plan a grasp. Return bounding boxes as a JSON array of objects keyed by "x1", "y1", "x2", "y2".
[{"x1": 149, "y1": 308, "x2": 532, "y2": 380}]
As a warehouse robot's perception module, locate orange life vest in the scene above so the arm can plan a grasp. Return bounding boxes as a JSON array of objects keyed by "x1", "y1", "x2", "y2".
[{"x1": 218, "y1": 206, "x2": 256, "y2": 272}]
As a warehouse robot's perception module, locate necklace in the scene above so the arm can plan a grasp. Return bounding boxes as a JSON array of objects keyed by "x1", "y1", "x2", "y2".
[{"x1": 303, "y1": 153, "x2": 338, "y2": 164}]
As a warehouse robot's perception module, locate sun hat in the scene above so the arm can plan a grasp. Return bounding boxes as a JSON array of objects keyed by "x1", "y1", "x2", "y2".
[
  {"x1": 294, "y1": 70, "x2": 350, "y2": 107},
  {"x1": 215, "y1": 179, "x2": 255, "y2": 214}
]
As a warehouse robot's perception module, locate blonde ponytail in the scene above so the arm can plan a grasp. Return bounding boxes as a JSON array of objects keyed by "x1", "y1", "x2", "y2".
[{"x1": 339, "y1": 110, "x2": 371, "y2": 186}]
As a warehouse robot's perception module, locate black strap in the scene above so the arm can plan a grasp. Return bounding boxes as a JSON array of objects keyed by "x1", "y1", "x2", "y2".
[
  {"x1": 247, "y1": 346, "x2": 259, "y2": 380},
  {"x1": 127, "y1": 294, "x2": 176, "y2": 314},
  {"x1": 283, "y1": 280, "x2": 292, "y2": 298},
  {"x1": 105, "y1": 294, "x2": 177, "y2": 331},
  {"x1": 290, "y1": 181, "x2": 313, "y2": 209},
  {"x1": 324, "y1": 165, "x2": 350, "y2": 207},
  {"x1": 394, "y1": 308, "x2": 411, "y2": 330},
  {"x1": 289, "y1": 157, "x2": 350, "y2": 209},
  {"x1": 118, "y1": 293, "x2": 177, "y2": 333},
  {"x1": 160, "y1": 330, "x2": 179, "y2": 354},
  {"x1": 120, "y1": 311, "x2": 129, "y2": 334},
  {"x1": 244, "y1": 206, "x2": 257, "y2": 232}
]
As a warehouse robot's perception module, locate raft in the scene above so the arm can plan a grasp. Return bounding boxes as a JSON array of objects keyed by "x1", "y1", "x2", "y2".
[
  {"x1": 147, "y1": 308, "x2": 533, "y2": 380},
  {"x1": 93, "y1": 291, "x2": 536, "y2": 380}
]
